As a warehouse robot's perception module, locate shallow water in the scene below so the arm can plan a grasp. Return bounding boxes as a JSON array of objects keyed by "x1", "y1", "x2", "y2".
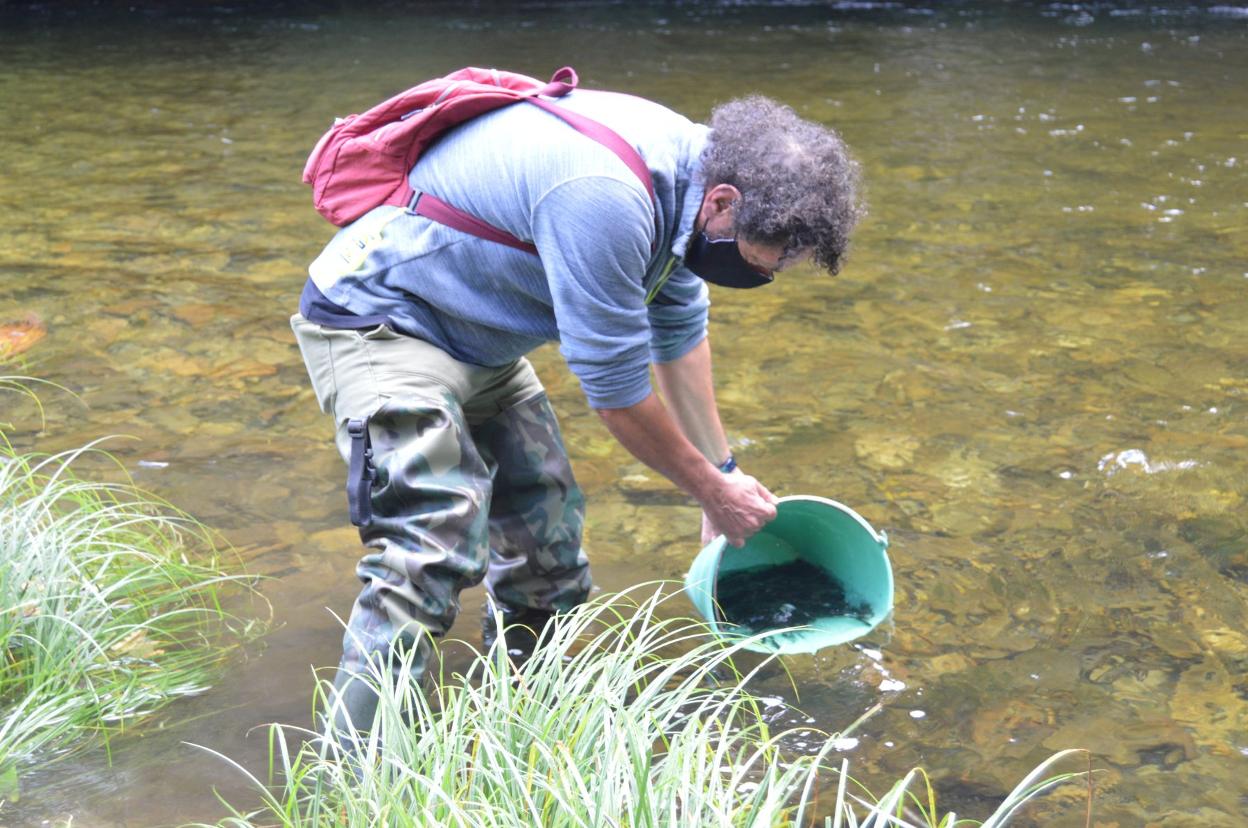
[{"x1": 1, "y1": 1, "x2": 1246, "y2": 824}]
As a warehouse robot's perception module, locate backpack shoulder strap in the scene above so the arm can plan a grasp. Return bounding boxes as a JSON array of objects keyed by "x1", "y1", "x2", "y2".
[
  {"x1": 412, "y1": 86, "x2": 659, "y2": 255},
  {"x1": 524, "y1": 96, "x2": 657, "y2": 207},
  {"x1": 412, "y1": 193, "x2": 538, "y2": 256}
]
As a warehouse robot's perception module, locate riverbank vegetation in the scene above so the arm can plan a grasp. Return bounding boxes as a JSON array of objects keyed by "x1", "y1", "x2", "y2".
[
  {"x1": 0, "y1": 382, "x2": 264, "y2": 798},
  {"x1": 201, "y1": 588, "x2": 1087, "y2": 827}
]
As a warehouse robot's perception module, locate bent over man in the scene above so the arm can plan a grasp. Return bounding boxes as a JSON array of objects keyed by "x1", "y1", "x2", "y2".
[{"x1": 291, "y1": 80, "x2": 863, "y2": 731}]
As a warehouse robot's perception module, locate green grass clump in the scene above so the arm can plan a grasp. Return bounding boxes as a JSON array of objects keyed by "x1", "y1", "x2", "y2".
[
  {"x1": 200, "y1": 587, "x2": 1086, "y2": 827},
  {"x1": 0, "y1": 439, "x2": 262, "y2": 788}
]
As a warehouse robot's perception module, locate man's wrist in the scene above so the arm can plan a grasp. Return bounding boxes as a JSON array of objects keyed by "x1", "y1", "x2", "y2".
[
  {"x1": 717, "y1": 453, "x2": 737, "y2": 474},
  {"x1": 689, "y1": 457, "x2": 727, "y2": 503}
]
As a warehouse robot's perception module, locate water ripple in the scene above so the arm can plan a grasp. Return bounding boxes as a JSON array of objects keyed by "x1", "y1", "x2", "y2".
[{"x1": 1097, "y1": 448, "x2": 1200, "y2": 476}]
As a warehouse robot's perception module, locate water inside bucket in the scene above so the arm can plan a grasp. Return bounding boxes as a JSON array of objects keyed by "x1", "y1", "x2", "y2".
[{"x1": 715, "y1": 559, "x2": 872, "y2": 634}]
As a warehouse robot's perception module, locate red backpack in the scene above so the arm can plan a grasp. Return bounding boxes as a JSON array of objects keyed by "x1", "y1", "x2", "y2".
[{"x1": 302, "y1": 66, "x2": 656, "y2": 254}]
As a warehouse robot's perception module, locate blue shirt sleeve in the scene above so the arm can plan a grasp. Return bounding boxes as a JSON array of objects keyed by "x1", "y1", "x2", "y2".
[
  {"x1": 646, "y1": 264, "x2": 709, "y2": 364},
  {"x1": 530, "y1": 175, "x2": 657, "y2": 409}
]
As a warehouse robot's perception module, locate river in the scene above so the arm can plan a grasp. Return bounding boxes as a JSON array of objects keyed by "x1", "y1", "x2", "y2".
[{"x1": 1, "y1": 1, "x2": 1245, "y2": 824}]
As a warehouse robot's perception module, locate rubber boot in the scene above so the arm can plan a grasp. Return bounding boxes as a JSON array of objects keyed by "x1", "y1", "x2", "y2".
[{"x1": 481, "y1": 602, "x2": 557, "y2": 667}]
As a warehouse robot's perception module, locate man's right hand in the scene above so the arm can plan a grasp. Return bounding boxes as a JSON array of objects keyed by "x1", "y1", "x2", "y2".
[
  {"x1": 699, "y1": 471, "x2": 778, "y2": 548},
  {"x1": 594, "y1": 391, "x2": 778, "y2": 547}
]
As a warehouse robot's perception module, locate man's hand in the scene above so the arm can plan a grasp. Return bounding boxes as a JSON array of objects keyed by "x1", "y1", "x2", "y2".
[
  {"x1": 595, "y1": 385, "x2": 778, "y2": 548},
  {"x1": 699, "y1": 471, "x2": 779, "y2": 548},
  {"x1": 701, "y1": 510, "x2": 717, "y2": 546}
]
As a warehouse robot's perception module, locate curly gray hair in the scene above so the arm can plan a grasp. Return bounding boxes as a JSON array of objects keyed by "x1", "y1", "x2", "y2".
[{"x1": 701, "y1": 96, "x2": 865, "y2": 274}]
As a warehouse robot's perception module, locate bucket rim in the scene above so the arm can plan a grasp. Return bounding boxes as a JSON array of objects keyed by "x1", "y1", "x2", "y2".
[{"x1": 772, "y1": 494, "x2": 888, "y2": 548}]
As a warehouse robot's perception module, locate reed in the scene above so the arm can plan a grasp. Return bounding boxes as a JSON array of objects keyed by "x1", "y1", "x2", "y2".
[
  {"x1": 198, "y1": 587, "x2": 1085, "y2": 827},
  {"x1": 0, "y1": 438, "x2": 262, "y2": 787}
]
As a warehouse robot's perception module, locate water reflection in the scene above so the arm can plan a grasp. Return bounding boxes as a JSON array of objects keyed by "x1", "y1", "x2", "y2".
[{"x1": 1, "y1": 1, "x2": 1246, "y2": 825}]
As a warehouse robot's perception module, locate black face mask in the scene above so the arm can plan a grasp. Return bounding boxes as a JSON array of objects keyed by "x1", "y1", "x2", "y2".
[{"x1": 683, "y1": 232, "x2": 774, "y2": 289}]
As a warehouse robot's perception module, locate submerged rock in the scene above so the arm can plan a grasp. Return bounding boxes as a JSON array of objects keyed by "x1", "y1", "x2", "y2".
[{"x1": 0, "y1": 313, "x2": 46, "y2": 360}]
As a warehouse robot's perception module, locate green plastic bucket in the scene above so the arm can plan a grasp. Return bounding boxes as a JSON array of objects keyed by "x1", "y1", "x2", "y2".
[{"x1": 684, "y1": 495, "x2": 892, "y2": 654}]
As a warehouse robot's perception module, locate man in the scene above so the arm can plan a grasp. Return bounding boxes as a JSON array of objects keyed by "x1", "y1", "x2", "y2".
[{"x1": 291, "y1": 85, "x2": 862, "y2": 731}]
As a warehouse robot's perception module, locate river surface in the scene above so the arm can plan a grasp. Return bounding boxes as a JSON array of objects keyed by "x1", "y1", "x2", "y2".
[{"x1": 1, "y1": 1, "x2": 1246, "y2": 825}]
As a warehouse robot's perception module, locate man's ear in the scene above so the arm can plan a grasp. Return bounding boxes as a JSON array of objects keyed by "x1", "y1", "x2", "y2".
[
  {"x1": 705, "y1": 183, "x2": 741, "y2": 217},
  {"x1": 697, "y1": 183, "x2": 742, "y2": 235}
]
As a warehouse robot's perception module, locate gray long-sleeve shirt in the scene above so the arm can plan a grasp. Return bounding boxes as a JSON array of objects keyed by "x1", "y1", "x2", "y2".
[{"x1": 304, "y1": 88, "x2": 710, "y2": 409}]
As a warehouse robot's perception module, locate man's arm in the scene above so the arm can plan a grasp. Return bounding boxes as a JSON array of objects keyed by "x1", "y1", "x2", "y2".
[
  {"x1": 651, "y1": 336, "x2": 776, "y2": 543},
  {"x1": 653, "y1": 336, "x2": 730, "y2": 466},
  {"x1": 527, "y1": 175, "x2": 773, "y2": 542},
  {"x1": 596, "y1": 387, "x2": 776, "y2": 548}
]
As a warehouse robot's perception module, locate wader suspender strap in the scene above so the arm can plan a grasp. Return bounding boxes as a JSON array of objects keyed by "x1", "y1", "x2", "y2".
[
  {"x1": 409, "y1": 94, "x2": 658, "y2": 258},
  {"x1": 644, "y1": 255, "x2": 680, "y2": 305},
  {"x1": 346, "y1": 418, "x2": 374, "y2": 526}
]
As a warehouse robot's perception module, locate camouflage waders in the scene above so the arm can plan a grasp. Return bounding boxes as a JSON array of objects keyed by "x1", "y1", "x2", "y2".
[{"x1": 291, "y1": 314, "x2": 592, "y2": 732}]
